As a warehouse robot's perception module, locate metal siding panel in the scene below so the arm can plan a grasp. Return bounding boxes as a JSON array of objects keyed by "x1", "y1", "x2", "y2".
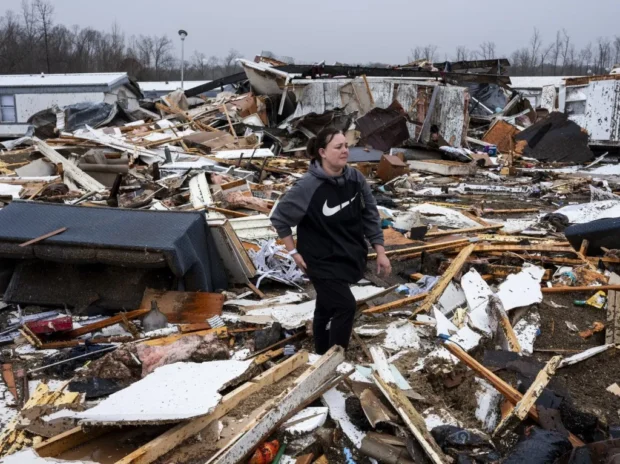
[
  {"x1": 291, "y1": 83, "x2": 326, "y2": 118},
  {"x1": 433, "y1": 87, "x2": 466, "y2": 147},
  {"x1": 368, "y1": 82, "x2": 393, "y2": 109},
  {"x1": 584, "y1": 80, "x2": 615, "y2": 141}
]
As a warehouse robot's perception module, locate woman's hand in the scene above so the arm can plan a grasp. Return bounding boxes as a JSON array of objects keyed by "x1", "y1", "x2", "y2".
[
  {"x1": 292, "y1": 253, "x2": 307, "y2": 274},
  {"x1": 376, "y1": 251, "x2": 392, "y2": 277}
]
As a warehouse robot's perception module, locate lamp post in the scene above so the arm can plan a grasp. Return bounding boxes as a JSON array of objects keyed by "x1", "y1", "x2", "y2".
[{"x1": 178, "y1": 29, "x2": 188, "y2": 90}]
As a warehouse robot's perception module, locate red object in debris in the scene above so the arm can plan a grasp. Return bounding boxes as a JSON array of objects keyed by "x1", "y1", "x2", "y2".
[
  {"x1": 249, "y1": 440, "x2": 280, "y2": 464},
  {"x1": 26, "y1": 316, "x2": 73, "y2": 335}
]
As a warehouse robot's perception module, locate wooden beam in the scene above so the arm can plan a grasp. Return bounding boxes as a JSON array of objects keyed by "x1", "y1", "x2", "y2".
[
  {"x1": 443, "y1": 341, "x2": 584, "y2": 447},
  {"x1": 395, "y1": 242, "x2": 468, "y2": 261},
  {"x1": 489, "y1": 295, "x2": 521, "y2": 353},
  {"x1": 370, "y1": 347, "x2": 446, "y2": 464},
  {"x1": 35, "y1": 426, "x2": 110, "y2": 458},
  {"x1": 19, "y1": 227, "x2": 67, "y2": 247},
  {"x1": 482, "y1": 264, "x2": 552, "y2": 281},
  {"x1": 579, "y1": 239, "x2": 590, "y2": 257},
  {"x1": 542, "y1": 285, "x2": 620, "y2": 293},
  {"x1": 482, "y1": 208, "x2": 539, "y2": 215},
  {"x1": 413, "y1": 244, "x2": 476, "y2": 316},
  {"x1": 493, "y1": 356, "x2": 562, "y2": 437},
  {"x1": 607, "y1": 290, "x2": 620, "y2": 345},
  {"x1": 207, "y1": 346, "x2": 345, "y2": 464},
  {"x1": 63, "y1": 309, "x2": 150, "y2": 339},
  {"x1": 35, "y1": 138, "x2": 106, "y2": 192},
  {"x1": 205, "y1": 206, "x2": 250, "y2": 218},
  {"x1": 356, "y1": 285, "x2": 399, "y2": 307},
  {"x1": 368, "y1": 239, "x2": 471, "y2": 259},
  {"x1": 247, "y1": 282, "x2": 266, "y2": 300},
  {"x1": 245, "y1": 332, "x2": 305, "y2": 360},
  {"x1": 425, "y1": 224, "x2": 503, "y2": 237},
  {"x1": 114, "y1": 351, "x2": 309, "y2": 464},
  {"x1": 474, "y1": 244, "x2": 575, "y2": 253},
  {"x1": 141, "y1": 327, "x2": 227, "y2": 347},
  {"x1": 362, "y1": 293, "x2": 428, "y2": 314},
  {"x1": 486, "y1": 252, "x2": 584, "y2": 266}
]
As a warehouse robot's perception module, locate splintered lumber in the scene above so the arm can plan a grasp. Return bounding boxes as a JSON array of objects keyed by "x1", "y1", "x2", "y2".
[
  {"x1": 396, "y1": 242, "x2": 468, "y2": 261},
  {"x1": 370, "y1": 347, "x2": 446, "y2": 464},
  {"x1": 205, "y1": 206, "x2": 250, "y2": 218},
  {"x1": 36, "y1": 427, "x2": 110, "y2": 458},
  {"x1": 1, "y1": 364, "x2": 17, "y2": 401},
  {"x1": 63, "y1": 309, "x2": 150, "y2": 339},
  {"x1": 114, "y1": 351, "x2": 309, "y2": 464},
  {"x1": 34, "y1": 138, "x2": 106, "y2": 192},
  {"x1": 443, "y1": 341, "x2": 584, "y2": 447},
  {"x1": 140, "y1": 289, "x2": 224, "y2": 324},
  {"x1": 579, "y1": 239, "x2": 590, "y2": 256},
  {"x1": 413, "y1": 244, "x2": 476, "y2": 316},
  {"x1": 141, "y1": 327, "x2": 227, "y2": 347},
  {"x1": 482, "y1": 208, "x2": 540, "y2": 215},
  {"x1": 493, "y1": 356, "x2": 562, "y2": 437},
  {"x1": 425, "y1": 224, "x2": 503, "y2": 237},
  {"x1": 362, "y1": 293, "x2": 428, "y2": 314},
  {"x1": 542, "y1": 285, "x2": 620, "y2": 293},
  {"x1": 19, "y1": 227, "x2": 67, "y2": 247},
  {"x1": 474, "y1": 244, "x2": 575, "y2": 253},
  {"x1": 356, "y1": 285, "x2": 399, "y2": 307},
  {"x1": 368, "y1": 238, "x2": 470, "y2": 259},
  {"x1": 484, "y1": 264, "x2": 552, "y2": 281},
  {"x1": 208, "y1": 346, "x2": 345, "y2": 464},
  {"x1": 489, "y1": 295, "x2": 521, "y2": 353}
]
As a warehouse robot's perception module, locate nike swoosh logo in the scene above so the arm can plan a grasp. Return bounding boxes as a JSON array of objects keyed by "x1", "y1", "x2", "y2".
[{"x1": 322, "y1": 193, "x2": 358, "y2": 217}]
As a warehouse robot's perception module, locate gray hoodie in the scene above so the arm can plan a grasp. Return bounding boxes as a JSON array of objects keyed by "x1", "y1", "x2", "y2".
[{"x1": 270, "y1": 161, "x2": 383, "y2": 282}]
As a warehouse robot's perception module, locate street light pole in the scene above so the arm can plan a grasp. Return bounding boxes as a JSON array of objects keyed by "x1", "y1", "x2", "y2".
[{"x1": 178, "y1": 29, "x2": 188, "y2": 90}]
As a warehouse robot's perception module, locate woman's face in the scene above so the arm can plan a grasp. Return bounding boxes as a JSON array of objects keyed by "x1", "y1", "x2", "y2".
[{"x1": 319, "y1": 133, "x2": 349, "y2": 170}]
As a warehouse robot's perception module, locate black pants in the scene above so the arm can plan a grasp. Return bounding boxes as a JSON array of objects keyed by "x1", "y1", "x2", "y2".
[{"x1": 310, "y1": 278, "x2": 356, "y2": 355}]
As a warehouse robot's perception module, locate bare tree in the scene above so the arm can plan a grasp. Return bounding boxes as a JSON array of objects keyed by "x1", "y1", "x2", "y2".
[
  {"x1": 613, "y1": 36, "x2": 620, "y2": 67},
  {"x1": 529, "y1": 28, "x2": 543, "y2": 72},
  {"x1": 595, "y1": 37, "x2": 612, "y2": 73},
  {"x1": 152, "y1": 35, "x2": 173, "y2": 79},
  {"x1": 560, "y1": 30, "x2": 572, "y2": 74},
  {"x1": 222, "y1": 48, "x2": 242, "y2": 75},
  {"x1": 34, "y1": 0, "x2": 53, "y2": 73},
  {"x1": 539, "y1": 42, "x2": 555, "y2": 75},
  {"x1": 455, "y1": 45, "x2": 470, "y2": 61},
  {"x1": 478, "y1": 41, "x2": 496, "y2": 60}
]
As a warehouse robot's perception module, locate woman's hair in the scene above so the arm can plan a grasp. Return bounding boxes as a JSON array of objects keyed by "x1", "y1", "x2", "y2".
[{"x1": 306, "y1": 128, "x2": 344, "y2": 163}]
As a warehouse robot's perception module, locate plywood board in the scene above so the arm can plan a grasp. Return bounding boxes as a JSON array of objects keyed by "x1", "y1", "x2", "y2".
[{"x1": 140, "y1": 289, "x2": 224, "y2": 324}]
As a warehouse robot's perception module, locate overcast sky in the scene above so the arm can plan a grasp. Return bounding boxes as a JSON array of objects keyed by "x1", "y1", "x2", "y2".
[{"x1": 2, "y1": 0, "x2": 619, "y2": 65}]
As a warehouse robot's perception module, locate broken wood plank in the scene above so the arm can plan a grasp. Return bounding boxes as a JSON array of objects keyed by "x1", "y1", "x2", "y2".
[
  {"x1": 246, "y1": 331, "x2": 306, "y2": 360},
  {"x1": 140, "y1": 289, "x2": 224, "y2": 324},
  {"x1": 247, "y1": 282, "x2": 266, "y2": 300},
  {"x1": 34, "y1": 138, "x2": 106, "y2": 192},
  {"x1": 489, "y1": 295, "x2": 522, "y2": 353},
  {"x1": 362, "y1": 293, "x2": 428, "y2": 314},
  {"x1": 482, "y1": 264, "x2": 552, "y2": 281},
  {"x1": 542, "y1": 285, "x2": 620, "y2": 293},
  {"x1": 114, "y1": 351, "x2": 309, "y2": 464},
  {"x1": 205, "y1": 206, "x2": 250, "y2": 218},
  {"x1": 356, "y1": 285, "x2": 399, "y2": 307},
  {"x1": 482, "y1": 208, "x2": 539, "y2": 215},
  {"x1": 474, "y1": 244, "x2": 575, "y2": 253},
  {"x1": 443, "y1": 341, "x2": 584, "y2": 447},
  {"x1": 35, "y1": 426, "x2": 110, "y2": 458},
  {"x1": 19, "y1": 227, "x2": 67, "y2": 247},
  {"x1": 493, "y1": 356, "x2": 562, "y2": 437},
  {"x1": 2, "y1": 364, "x2": 17, "y2": 401},
  {"x1": 425, "y1": 224, "x2": 503, "y2": 237},
  {"x1": 370, "y1": 347, "x2": 446, "y2": 464},
  {"x1": 579, "y1": 239, "x2": 590, "y2": 257},
  {"x1": 208, "y1": 346, "x2": 345, "y2": 464},
  {"x1": 396, "y1": 242, "x2": 468, "y2": 261},
  {"x1": 63, "y1": 309, "x2": 150, "y2": 339},
  {"x1": 413, "y1": 244, "x2": 476, "y2": 316},
  {"x1": 141, "y1": 327, "x2": 227, "y2": 347},
  {"x1": 368, "y1": 239, "x2": 471, "y2": 259}
]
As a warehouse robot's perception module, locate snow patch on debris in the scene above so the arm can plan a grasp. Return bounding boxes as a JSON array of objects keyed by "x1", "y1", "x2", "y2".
[
  {"x1": 423, "y1": 407, "x2": 462, "y2": 430},
  {"x1": 408, "y1": 203, "x2": 480, "y2": 229},
  {"x1": 554, "y1": 200, "x2": 620, "y2": 224},
  {"x1": 1, "y1": 448, "x2": 96, "y2": 463},
  {"x1": 322, "y1": 388, "x2": 365, "y2": 448}
]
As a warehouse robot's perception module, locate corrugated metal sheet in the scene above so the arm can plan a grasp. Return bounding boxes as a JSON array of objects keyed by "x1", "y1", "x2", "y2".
[
  {"x1": 0, "y1": 72, "x2": 128, "y2": 88},
  {"x1": 290, "y1": 79, "x2": 467, "y2": 147}
]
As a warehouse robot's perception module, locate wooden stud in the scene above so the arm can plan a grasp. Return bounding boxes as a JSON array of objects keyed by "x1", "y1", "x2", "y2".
[
  {"x1": 443, "y1": 341, "x2": 584, "y2": 447},
  {"x1": 362, "y1": 293, "x2": 428, "y2": 315},
  {"x1": 542, "y1": 285, "x2": 620, "y2": 293},
  {"x1": 489, "y1": 295, "x2": 522, "y2": 353},
  {"x1": 368, "y1": 238, "x2": 471, "y2": 259},
  {"x1": 606, "y1": 290, "x2": 620, "y2": 345},
  {"x1": 482, "y1": 208, "x2": 539, "y2": 215},
  {"x1": 19, "y1": 228, "x2": 67, "y2": 247},
  {"x1": 474, "y1": 244, "x2": 575, "y2": 253},
  {"x1": 63, "y1": 309, "x2": 150, "y2": 339},
  {"x1": 493, "y1": 356, "x2": 562, "y2": 437},
  {"x1": 205, "y1": 206, "x2": 250, "y2": 218},
  {"x1": 425, "y1": 224, "x2": 503, "y2": 237},
  {"x1": 35, "y1": 427, "x2": 110, "y2": 458},
  {"x1": 413, "y1": 244, "x2": 476, "y2": 316},
  {"x1": 247, "y1": 282, "x2": 266, "y2": 300},
  {"x1": 579, "y1": 239, "x2": 590, "y2": 257},
  {"x1": 141, "y1": 327, "x2": 227, "y2": 347}
]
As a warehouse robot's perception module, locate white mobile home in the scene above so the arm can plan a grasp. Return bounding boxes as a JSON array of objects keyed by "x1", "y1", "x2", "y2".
[{"x1": 0, "y1": 72, "x2": 142, "y2": 138}]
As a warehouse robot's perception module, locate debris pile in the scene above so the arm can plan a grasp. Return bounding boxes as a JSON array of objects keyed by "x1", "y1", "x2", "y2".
[{"x1": 1, "y1": 58, "x2": 620, "y2": 464}]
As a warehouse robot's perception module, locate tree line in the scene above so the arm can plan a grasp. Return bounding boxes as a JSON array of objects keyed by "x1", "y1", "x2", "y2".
[{"x1": 1, "y1": 1, "x2": 619, "y2": 81}]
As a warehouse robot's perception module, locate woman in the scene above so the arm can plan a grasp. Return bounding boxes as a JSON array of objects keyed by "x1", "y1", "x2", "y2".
[{"x1": 270, "y1": 128, "x2": 391, "y2": 354}]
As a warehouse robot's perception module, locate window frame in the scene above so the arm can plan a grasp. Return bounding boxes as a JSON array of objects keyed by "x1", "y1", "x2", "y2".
[{"x1": 0, "y1": 95, "x2": 17, "y2": 123}]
